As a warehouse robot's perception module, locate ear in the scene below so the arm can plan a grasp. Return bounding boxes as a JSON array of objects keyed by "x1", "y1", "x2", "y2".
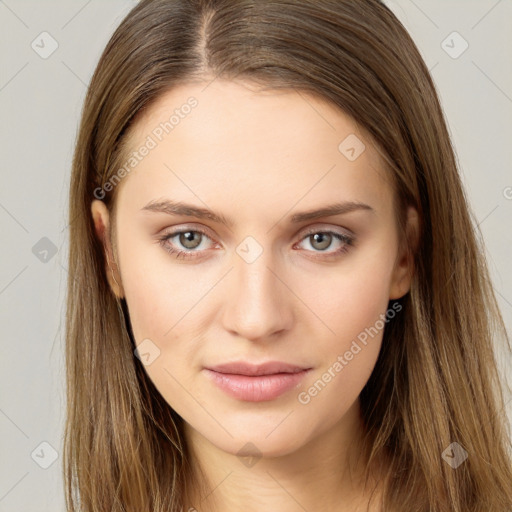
[
  {"x1": 389, "y1": 206, "x2": 419, "y2": 300},
  {"x1": 91, "y1": 199, "x2": 124, "y2": 299}
]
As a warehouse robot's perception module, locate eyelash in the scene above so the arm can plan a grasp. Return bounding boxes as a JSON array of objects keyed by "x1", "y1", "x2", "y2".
[{"x1": 157, "y1": 227, "x2": 355, "y2": 261}]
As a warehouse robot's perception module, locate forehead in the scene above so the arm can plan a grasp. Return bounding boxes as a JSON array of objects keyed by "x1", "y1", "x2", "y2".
[{"x1": 115, "y1": 79, "x2": 394, "y2": 220}]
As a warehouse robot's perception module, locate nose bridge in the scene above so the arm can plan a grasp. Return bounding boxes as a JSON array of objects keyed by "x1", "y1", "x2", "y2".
[{"x1": 221, "y1": 241, "x2": 291, "y2": 341}]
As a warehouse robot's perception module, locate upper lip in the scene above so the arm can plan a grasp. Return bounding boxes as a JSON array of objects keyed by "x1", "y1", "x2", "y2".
[{"x1": 205, "y1": 361, "x2": 310, "y2": 376}]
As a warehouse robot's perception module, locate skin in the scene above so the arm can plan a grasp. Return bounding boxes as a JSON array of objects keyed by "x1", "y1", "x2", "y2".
[{"x1": 92, "y1": 79, "x2": 418, "y2": 512}]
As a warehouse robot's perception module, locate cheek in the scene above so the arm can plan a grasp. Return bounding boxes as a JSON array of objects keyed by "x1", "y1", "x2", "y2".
[
  {"x1": 118, "y1": 233, "x2": 198, "y2": 342},
  {"x1": 294, "y1": 279, "x2": 394, "y2": 437},
  {"x1": 301, "y1": 246, "x2": 396, "y2": 346},
  {"x1": 118, "y1": 240, "x2": 216, "y2": 401},
  {"x1": 296, "y1": 244, "x2": 396, "y2": 399},
  {"x1": 119, "y1": 252, "x2": 206, "y2": 413}
]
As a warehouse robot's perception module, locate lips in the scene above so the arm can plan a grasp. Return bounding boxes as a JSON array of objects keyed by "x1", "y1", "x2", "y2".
[
  {"x1": 207, "y1": 361, "x2": 308, "y2": 376},
  {"x1": 203, "y1": 361, "x2": 311, "y2": 402}
]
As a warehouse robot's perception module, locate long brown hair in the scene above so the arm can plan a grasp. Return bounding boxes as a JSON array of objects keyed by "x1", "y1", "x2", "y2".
[{"x1": 64, "y1": 1, "x2": 512, "y2": 510}]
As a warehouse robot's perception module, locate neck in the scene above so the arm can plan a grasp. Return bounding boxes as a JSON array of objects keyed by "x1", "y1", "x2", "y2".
[{"x1": 182, "y1": 399, "x2": 384, "y2": 512}]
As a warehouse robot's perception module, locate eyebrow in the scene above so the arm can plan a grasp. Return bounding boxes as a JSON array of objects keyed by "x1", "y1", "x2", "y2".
[{"x1": 140, "y1": 198, "x2": 375, "y2": 227}]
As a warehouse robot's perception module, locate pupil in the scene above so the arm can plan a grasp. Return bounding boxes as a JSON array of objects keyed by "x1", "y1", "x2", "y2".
[
  {"x1": 181, "y1": 231, "x2": 200, "y2": 248},
  {"x1": 312, "y1": 233, "x2": 331, "y2": 250}
]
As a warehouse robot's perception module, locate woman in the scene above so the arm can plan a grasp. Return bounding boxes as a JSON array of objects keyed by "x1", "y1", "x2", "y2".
[{"x1": 64, "y1": 0, "x2": 512, "y2": 510}]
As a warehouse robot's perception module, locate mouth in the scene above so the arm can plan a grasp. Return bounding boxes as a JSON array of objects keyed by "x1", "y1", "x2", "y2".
[{"x1": 203, "y1": 361, "x2": 312, "y2": 402}]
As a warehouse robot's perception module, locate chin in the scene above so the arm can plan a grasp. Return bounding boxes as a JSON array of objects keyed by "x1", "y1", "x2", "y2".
[{"x1": 190, "y1": 412, "x2": 314, "y2": 459}]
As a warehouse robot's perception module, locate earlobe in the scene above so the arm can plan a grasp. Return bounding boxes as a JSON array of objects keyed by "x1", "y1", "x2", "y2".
[
  {"x1": 389, "y1": 206, "x2": 419, "y2": 300},
  {"x1": 91, "y1": 199, "x2": 125, "y2": 299}
]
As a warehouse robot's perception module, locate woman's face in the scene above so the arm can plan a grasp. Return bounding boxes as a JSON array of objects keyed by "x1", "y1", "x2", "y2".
[{"x1": 92, "y1": 79, "x2": 414, "y2": 458}]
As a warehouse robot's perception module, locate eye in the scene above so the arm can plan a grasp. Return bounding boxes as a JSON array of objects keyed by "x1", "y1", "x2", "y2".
[
  {"x1": 158, "y1": 228, "x2": 217, "y2": 259},
  {"x1": 158, "y1": 226, "x2": 355, "y2": 260},
  {"x1": 294, "y1": 229, "x2": 354, "y2": 258}
]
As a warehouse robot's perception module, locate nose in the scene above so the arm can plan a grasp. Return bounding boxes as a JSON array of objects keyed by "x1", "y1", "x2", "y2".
[{"x1": 221, "y1": 249, "x2": 293, "y2": 342}]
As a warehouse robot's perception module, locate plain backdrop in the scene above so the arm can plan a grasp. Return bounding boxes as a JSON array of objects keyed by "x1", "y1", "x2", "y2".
[{"x1": 0, "y1": 1, "x2": 511, "y2": 510}]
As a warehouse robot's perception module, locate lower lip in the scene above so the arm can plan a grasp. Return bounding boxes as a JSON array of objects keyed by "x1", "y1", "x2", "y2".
[{"x1": 203, "y1": 369, "x2": 310, "y2": 402}]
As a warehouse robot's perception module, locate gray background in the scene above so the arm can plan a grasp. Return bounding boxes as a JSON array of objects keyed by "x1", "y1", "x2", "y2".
[{"x1": 0, "y1": 1, "x2": 511, "y2": 510}]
